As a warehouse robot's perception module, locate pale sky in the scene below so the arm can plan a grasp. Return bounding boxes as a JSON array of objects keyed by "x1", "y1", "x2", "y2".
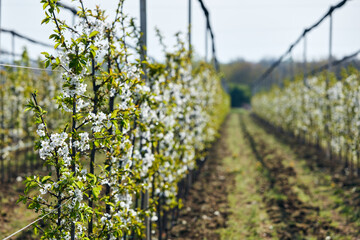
[{"x1": 1, "y1": 0, "x2": 359, "y2": 63}]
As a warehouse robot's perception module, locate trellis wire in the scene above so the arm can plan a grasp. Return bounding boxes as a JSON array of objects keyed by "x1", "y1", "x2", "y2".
[
  {"x1": 308, "y1": 49, "x2": 360, "y2": 76},
  {"x1": 1, "y1": 28, "x2": 53, "y2": 48},
  {"x1": 0, "y1": 63, "x2": 59, "y2": 72},
  {"x1": 251, "y1": 0, "x2": 360, "y2": 179},
  {"x1": 2, "y1": 198, "x2": 72, "y2": 240},
  {"x1": 252, "y1": 0, "x2": 353, "y2": 94}
]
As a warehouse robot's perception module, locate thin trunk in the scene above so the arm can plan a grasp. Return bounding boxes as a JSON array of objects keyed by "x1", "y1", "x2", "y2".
[
  {"x1": 357, "y1": 148, "x2": 360, "y2": 177},
  {"x1": 71, "y1": 94, "x2": 77, "y2": 240},
  {"x1": 88, "y1": 57, "x2": 97, "y2": 236},
  {"x1": 105, "y1": 41, "x2": 114, "y2": 240},
  {"x1": 1, "y1": 86, "x2": 5, "y2": 183}
]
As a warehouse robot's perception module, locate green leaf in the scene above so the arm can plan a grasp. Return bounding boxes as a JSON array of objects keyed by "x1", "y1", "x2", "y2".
[
  {"x1": 89, "y1": 45, "x2": 98, "y2": 51},
  {"x1": 42, "y1": 2, "x2": 48, "y2": 9},
  {"x1": 89, "y1": 31, "x2": 99, "y2": 38},
  {"x1": 41, "y1": 17, "x2": 50, "y2": 25},
  {"x1": 41, "y1": 176, "x2": 51, "y2": 183},
  {"x1": 54, "y1": 43, "x2": 60, "y2": 49},
  {"x1": 17, "y1": 195, "x2": 25, "y2": 204},
  {"x1": 45, "y1": 60, "x2": 50, "y2": 69},
  {"x1": 28, "y1": 202, "x2": 37, "y2": 209},
  {"x1": 92, "y1": 185, "x2": 102, "y2": 198}
]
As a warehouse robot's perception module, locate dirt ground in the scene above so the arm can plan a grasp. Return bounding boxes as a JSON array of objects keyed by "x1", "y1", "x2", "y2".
[
  {"x1": 0, "y1": 181, "x2": 37, "y2": 239},
  {"x1": 169, "y1": 119, "x2": 234, "y2": 240}
]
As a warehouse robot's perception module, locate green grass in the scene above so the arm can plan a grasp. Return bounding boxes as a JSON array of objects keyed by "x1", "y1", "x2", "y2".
[{"x1": 217, "y1": 111, "x2": 276, "y2": 239}]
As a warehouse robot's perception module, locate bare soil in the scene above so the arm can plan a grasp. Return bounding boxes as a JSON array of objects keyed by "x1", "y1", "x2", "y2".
[
  {"x1": 249, "y1": 113, "x2": 360, "y2": 239},
  {"x1": 169, "y1": 118, "x2": 234, "y2": 240}
]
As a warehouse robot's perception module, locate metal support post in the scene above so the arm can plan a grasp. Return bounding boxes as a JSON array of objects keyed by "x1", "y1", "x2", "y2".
[
  {"x1": 328, "y1": 13, "x2": 333, "y2": 72},
  {"x1": 140, "y1": 0, "x2": 148, "y2": 81},
  {"x1": 205, "y1": 26, "x2": 208, "y2": 62},
  {"x1": 11, "y1": 33, "x2": 15, "y2": 63},
  {"x1": 188, "y1": 0, "x2": 192, "y2": 59},
  {"x1": 303, "y1": 35, "x2": 307, "y2": 81},
  {"x1": 0, "y1": 0, "x2": 2, "y2": 62},
  {"x1": 139, "y1": 1, "x2": 150, "y2": 240}
]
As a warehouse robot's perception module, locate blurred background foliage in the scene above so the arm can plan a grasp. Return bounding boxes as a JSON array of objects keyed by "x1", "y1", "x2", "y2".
[{"x1": 221, "y1": 58, "x2": 360, "y2": 107}]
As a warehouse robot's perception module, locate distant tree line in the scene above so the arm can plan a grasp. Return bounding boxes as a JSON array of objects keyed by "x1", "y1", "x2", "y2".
[{"x1": 221, "y1": 58, "x2": 360, "y2": 108}]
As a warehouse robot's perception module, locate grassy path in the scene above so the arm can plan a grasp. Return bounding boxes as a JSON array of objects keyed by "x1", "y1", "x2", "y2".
[
  {"x1": 217, "y1": 110, "x2": 275, "y2": 239},
  {"x1": 219, "y1": 110, "x2": 360, "y2": 239}
]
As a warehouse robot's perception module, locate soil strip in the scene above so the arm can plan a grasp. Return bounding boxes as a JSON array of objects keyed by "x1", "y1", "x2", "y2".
[{"x1": 169, "y1": 117, "x2": 234, "y2": 240}]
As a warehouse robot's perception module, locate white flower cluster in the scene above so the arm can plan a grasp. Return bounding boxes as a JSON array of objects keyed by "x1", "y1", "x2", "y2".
[
  {"x1": 36, "y1": 123, "x2": 46, "y2": 137},
  {"x1": 39, "y1": 132, "x2": 70, "y2": 165},
  {"x1": 89, "y1": 112, "x2": 110, "y2": 133},
  {"x1": 40, "y1": 183, "x2": 52, "y2": 195},
  {"x1": 73, "y1": 132, "x2": 90, "y2": 152},
  {"x1": 63, "y1": 75, "x2": 87, "y2": 98}
]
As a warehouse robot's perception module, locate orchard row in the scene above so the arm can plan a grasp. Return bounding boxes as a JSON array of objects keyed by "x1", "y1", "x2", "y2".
[
  {"x1": 13, "y1": 0, "x2": 229, "y2": 239},
  {"x1": 252, "y1": 68, "x2": 360, "y2": 175}
]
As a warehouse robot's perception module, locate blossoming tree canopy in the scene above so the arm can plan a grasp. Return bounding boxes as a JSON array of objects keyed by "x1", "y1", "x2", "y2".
[{"x1": 18, "y1": 0, "x2": 230, "y2": 239}]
